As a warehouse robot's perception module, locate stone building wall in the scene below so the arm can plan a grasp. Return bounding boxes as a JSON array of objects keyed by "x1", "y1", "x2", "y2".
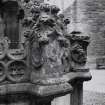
[{"x1": 64, "y1": 0, "x2": 105, "y2": 59}]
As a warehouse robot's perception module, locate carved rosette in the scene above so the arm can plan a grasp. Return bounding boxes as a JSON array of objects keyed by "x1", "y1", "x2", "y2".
[
  {"x1": 7, "y1": 60, "x2": 28, "y2": 82},
  {"x1": 0, "y1": 38, "x2": 28, "y2": 82},
  {"x1": 0, "y1": 1, "x2": 92, "y2": 103}
]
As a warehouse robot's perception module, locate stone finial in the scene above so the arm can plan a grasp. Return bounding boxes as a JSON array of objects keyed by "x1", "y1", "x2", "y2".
[{"x1": 69, "y1": 31, "x2": 90, "y2": 71}]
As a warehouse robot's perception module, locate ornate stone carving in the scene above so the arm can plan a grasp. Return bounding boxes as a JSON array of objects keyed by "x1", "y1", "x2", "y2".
[
  {"x1": 0, "y1": 1, "x2": 92, "y2": 105},
  {"x1": 0, "y1": 0, "x2": 28, "y2": 84},
  {"x1": 68, "y1": 31, "x2": 90, "y2": 71},
  {"x1": 0, "y1": 37, "x2": 27, "y2": 60},
  {"x1": 23, "y1": 3, "x2": 71, "y2": 77},
  {"x1": 7, "y1": 43, "x2": 27, "y2": 60},
  {"x1": 0, "y1": 62, "x2": 5, "y2": 82},
  {"x1": 7, "y1": 60, "x2": 28, "y2": 82}
]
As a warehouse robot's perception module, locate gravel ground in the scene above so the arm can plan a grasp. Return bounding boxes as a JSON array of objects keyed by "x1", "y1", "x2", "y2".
[{"x1": 83, "y1": 91, "x2": 105, "y2": 105}]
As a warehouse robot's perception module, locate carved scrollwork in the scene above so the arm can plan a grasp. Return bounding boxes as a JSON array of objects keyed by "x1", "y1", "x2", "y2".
[
  {"x1": 0, "y1": 36, "x2": 27, "y2": 60},
  {"x1": 0, "y1": 37, "x2": 9, "y2": 59},
  {"x1": 7, "y1": 61, "x2": 28, "y2": 82}
]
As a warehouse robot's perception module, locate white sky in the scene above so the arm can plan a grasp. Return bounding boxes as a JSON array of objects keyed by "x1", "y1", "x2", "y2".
[{"x1": 44, "y1": 0, "x2": 75, "y2": 12}]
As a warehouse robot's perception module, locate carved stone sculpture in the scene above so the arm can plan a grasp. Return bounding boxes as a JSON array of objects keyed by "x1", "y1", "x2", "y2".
[
  {"x1": 68, "y1": 31, "x2": 90, "y2": 71},
  {"x1": 23, "y1": 3, "x2": 71, "y2": 79},
  {"x1": 0, "y1": 1, "x2": 91, "y2": 105}
]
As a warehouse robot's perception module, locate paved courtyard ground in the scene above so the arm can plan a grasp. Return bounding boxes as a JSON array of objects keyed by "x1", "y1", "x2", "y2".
[
  {"x1": 83, "y1": 70, "x2": 105, "y2": 105},
  {"x1": 83, "y1": 91, "x2": 105, "y2": 105}
]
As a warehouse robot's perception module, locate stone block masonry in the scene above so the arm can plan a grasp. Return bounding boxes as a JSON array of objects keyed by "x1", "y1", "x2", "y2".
[{"x1": 64, "y1": 0, "x2": 105, "y2": 57}]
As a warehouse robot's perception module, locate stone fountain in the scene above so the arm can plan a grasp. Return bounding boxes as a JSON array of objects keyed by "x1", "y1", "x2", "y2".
[{"x1": 0, "y1": 0, "x2": 91, "y2": 105}]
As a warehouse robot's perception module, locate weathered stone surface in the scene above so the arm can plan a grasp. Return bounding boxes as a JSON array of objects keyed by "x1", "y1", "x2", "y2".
[
  {"x1": 0, "y1": 71, "x2": 91, "y2": 96},
  {"x1": 0, "y1": 1, "x2": 91, "y2": 105},
  {"x1": 66, "y1": 31, "x2": 90, "y2": 71},
  {"x1": 23, "y1": 3, "x2": 72, "y2": 77}
]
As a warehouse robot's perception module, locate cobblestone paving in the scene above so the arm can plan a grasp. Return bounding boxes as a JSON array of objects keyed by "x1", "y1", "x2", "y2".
[{"x1": 83, "y1": 91, "x2": 105, "y2": 105}]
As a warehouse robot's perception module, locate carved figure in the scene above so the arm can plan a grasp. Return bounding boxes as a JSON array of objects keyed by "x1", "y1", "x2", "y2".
[
  {"x1": 24, "y1": 3, "x2": 71, "y2": 74},
  {"x1": 69, "y1": 31, "x2": 90, "y2": 71}
]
